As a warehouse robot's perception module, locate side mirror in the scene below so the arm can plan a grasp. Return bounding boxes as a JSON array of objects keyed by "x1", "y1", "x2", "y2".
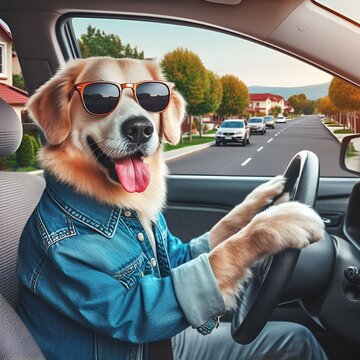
[{"x1": 340, "y1": 134, "x2": 360, "y2": 175}]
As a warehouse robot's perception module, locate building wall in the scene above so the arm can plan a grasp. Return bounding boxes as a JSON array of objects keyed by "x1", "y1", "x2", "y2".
[
  {"x1": 0, "y1": 32, "x2": 12, "y2": 85},
  {"x1": 12, "y1": 105, "x2": 25, "y2": 119},
  {"x1": 12, "y1": 54, "x2": 21, "y2": 75}
]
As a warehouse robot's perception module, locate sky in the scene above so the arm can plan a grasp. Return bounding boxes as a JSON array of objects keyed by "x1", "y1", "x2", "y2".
[
  {"x1": 72, "y1": 18, "x2": 332, "y2": 88},
  {"x1": 1, "y1": 17, "x2": 332, "y2": 88}
]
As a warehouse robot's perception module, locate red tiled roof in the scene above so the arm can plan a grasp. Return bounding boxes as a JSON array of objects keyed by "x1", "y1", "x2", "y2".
[
  {"x1": 0, "y1": 22, "x2": 13, "y2": 42},
  {"x1": 0, "y1": 83, "x2": 28, "y2": 106},
  {"x1": 250, "y1": 93, "x2": 284, "y2": 102}
]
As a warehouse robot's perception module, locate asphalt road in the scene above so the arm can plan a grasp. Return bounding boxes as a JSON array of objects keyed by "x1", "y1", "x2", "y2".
[{"x1": 167, "y1": 116, "x2": 352, "y2": 177}]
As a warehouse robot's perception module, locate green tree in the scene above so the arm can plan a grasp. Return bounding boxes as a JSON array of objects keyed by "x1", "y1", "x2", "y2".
[
  {"x1": 217, "y1": 75, "x2": 248, "y2": 117},
  {"x1": 16, "y1": 134, "x2": 34, "y2": 167},
  {"x1": 78, "y1": 26, "x2": 144, "y2": 59},
  {"x1": 161, "y1": 48, "x2": 209, "y2": 141},
  {"x1": 195, "y1": 70, "x2": 223, "y2": 136},
  {"x1": 287, "y1": 93, "x2": 315, "y2": 115},
  {"x1": 13, "y1": 73, "x2": 26, "y2": 90},
  {"x1": 270, "y1": 105, "x2": 282, "y2": 117},
  {"x1": 303, "y1": 100, "x2": 316, "y2": 115},
  {"x1": 196, "y1": 70, "x2": 223, "y2": 115}
]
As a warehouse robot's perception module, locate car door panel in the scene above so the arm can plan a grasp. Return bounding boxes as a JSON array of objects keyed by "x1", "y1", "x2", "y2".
[
  {"x1": 164, "y1": 175, "x2": 359, "y2": 241},
  {"x1": 164, "y1": 175, "x2": 359, "y2": 333}
]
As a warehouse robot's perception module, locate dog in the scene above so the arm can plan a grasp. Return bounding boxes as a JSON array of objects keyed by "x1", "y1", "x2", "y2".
[{"x1": 27, "y1": 56, "x2": 324, "y2": 312}]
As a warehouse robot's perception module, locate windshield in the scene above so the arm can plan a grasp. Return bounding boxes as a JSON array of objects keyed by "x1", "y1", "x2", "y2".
[
  {"x1": 249, "y1": 118, "x2": 263, "y2": 123},
  {"x1": 220, "y1": 121, "x2": 244, "y2": 128},
  {"x1": 264, "y1": 117, "x2": 273, "y2": 121}
]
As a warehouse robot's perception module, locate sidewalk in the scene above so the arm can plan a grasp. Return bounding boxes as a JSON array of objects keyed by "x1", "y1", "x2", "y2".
[
  {"x1": 321, "y1": 121, "x2": 351, "y2": 143},
  {"x1": 164, "y1": 141, "x2": 214, "y2": 161}
]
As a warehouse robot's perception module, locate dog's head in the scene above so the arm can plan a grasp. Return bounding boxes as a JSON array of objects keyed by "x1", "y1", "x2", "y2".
[{"x1": 27, "y1": 57, "x2": 185, "y2": 194}]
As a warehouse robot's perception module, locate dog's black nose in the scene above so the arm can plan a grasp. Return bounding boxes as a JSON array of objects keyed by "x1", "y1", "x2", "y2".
[{"x1": 122, "y1": 117, "x2": 154, "y2": 145}]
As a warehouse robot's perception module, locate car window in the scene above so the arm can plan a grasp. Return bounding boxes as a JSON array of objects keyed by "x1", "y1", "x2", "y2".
[
  {"x1": 9, "y1": 16, "x2": 359, "y2": 178},
  {"x1": 249, "y1": 118, "x2": 263, "y2": 123},
  {"x1": 220, "y1": 121, "x2": 244, "y2": 128},
  {"x1": 0, "y1": 19, "x2": 42, "y2": 173}
]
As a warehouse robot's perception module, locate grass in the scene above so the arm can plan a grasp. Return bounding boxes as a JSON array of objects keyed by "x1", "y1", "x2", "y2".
[
  {"x1": 323, "y1": 120, "x2": 338, "y2": 125},
  {"x1": 164, "y1": 135, "x2": 215, "y2": 151},
  {"x1": 326, "y1": 124, "x2": 342, "y2": 127},
  {"x1": 334, "y1": 129, "x2": 354, "y2": 134},
  {"x1": 205, "y1": 129, "x2": 217, "y2": 135}
]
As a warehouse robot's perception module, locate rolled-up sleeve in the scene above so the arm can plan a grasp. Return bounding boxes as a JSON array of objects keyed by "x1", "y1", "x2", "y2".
[{"x1": 171, "y1": 253, "x2": 225, "y2": 328}]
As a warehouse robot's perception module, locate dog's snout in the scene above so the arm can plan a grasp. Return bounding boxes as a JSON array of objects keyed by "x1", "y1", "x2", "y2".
[{"x1": 122, "y1": 117, "x2": 154, "y2": 145}]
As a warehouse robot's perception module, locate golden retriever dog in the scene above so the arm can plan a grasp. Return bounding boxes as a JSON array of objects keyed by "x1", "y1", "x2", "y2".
[{"x1": 27, "y1": 56, "x2": 324, "y2": 309}]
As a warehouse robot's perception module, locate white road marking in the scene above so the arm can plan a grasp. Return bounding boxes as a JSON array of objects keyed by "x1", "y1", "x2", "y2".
[
  {"x1": 257, "y1": 146, "x2": 264, "y2": 152},
  {"x1": 241, "y1": 157, "x2": 252, "y2": 166},
  {"x1": 275, "y1": 133, "x2": 278, "y2": 137},
  {"x1": 267, "y1": 138, "x2": 273, "y2": 143}
]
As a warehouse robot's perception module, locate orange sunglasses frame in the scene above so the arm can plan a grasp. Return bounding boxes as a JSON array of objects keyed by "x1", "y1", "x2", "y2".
[{"x1": 72, "y1": 80, "x2": 175, "y2": 116}]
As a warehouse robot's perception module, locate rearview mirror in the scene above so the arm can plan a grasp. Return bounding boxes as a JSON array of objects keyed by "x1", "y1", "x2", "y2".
[{"x1": 340, "y1": 134, "x2": 360, "y2": 175}]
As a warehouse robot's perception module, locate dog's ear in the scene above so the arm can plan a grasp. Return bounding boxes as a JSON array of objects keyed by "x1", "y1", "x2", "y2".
[
  {"x1": 146, "y1": 59, "x2": 186, "y2": 145},
  {"x1": 26, "y1": 59, "x2": 85, "y2": 145},
  {"x1": 161, "y1": 90, "x2": 186, "y2": 145}
]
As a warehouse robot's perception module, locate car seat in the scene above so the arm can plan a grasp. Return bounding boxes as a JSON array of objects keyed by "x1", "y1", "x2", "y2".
[{"x1": 0, "y1": 97, "x2": 45, "y2": 359}]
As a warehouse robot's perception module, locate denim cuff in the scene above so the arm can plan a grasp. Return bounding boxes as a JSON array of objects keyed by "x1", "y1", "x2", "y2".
[
  {"x1": 171, "y1": 253, "x2": 225, "y2": 328},
  {"x1": 189, "y1": 232, "x2": 211, "y2": 259}
]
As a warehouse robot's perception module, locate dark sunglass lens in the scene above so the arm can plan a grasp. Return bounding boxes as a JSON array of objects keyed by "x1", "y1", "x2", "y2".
[
  {"x1": 83, "y1": 83, "x2": 119, "y2": 114},
  {"x1": 136, "y1": 82, "x2": 170, "y2": 112}
]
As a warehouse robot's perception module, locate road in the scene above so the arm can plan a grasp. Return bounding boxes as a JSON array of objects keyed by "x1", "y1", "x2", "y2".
[{"x1": 167, "y1": 116, "x2": 352, "y2": 177}]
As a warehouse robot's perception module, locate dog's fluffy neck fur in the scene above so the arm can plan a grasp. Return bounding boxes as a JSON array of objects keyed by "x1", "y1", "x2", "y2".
[{"x1": 39, "y1": 142, "x2": 167, "y2": 224}]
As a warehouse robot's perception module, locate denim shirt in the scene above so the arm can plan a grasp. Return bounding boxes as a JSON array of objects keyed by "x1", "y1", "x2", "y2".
[{"x1": 16, "y1": 173, "x2": 225, "y2": 360}]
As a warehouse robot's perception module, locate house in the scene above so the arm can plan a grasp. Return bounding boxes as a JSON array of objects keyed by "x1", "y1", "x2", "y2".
[
  {"x1": 0, "y1": 22, "x2": 29, "y2": 119},
  {"x1": 248, "y1": 93, "x2": 289, "y2": 115}
]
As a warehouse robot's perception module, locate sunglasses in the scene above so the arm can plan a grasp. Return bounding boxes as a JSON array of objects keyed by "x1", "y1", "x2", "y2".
[{"x1": 72, "y1": 80, "x2": 175, "y2": 116}]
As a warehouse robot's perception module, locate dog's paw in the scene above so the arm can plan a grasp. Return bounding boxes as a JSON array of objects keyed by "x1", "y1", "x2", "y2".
[
  {"x1": 247, "y1": 175, "x2": 287, "y2": 206},
  {"x1": 243, "y1": 202, "x2": 325, "y2": 254}
]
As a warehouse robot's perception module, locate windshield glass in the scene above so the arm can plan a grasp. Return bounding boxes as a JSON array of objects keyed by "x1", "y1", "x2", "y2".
[
  {"x1": 220, "y1": 121, "x2": 244, "y2": 128},
  {"x1": 249, "y1": 118, "x2": 263, "y2": 123},
  {"x1": 264, "y1": 116, "x2": 273, "y2": 121}
]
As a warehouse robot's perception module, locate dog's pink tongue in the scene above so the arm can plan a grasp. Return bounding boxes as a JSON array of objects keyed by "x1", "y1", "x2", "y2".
[{"x1": 114, "y1": 157, "x2": 150, "y2": 193}]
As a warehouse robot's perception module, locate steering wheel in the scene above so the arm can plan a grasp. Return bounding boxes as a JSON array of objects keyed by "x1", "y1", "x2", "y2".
[{"x1": 231, "y1": 150, "x2": 320, "y2": 344}]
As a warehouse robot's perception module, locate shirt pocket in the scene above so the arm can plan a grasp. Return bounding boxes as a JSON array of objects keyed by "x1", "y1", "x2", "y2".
[{"x1": 113, "y1": 253, "x2": 152, "y2": 291}]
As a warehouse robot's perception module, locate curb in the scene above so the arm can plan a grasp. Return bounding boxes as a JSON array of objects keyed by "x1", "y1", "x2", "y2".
[
  {"x1": 164, "y1": 141, "x2": 215, "y2": 162},
  {"x1": 321, "y1": 121, "x2": 346, "y2": 144}
]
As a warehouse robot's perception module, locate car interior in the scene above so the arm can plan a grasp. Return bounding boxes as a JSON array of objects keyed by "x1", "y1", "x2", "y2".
[{"x1": 1, "y1": 0, "x2": 360, "y2": 359}]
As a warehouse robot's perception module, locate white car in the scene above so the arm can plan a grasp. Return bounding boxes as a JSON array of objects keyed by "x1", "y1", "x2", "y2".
[
  {"x1": 276, "y1": 115, "x2": 287, "y2": 124},
  {"x1": 216, "y1": 119, "x2": 250, "y2": 146},
  {"x1": 264, "y1": 115, "x2": 275, "y2": 129},
  {"x1": 248, "y1": 117, "x2": 267, "y2": 135}
]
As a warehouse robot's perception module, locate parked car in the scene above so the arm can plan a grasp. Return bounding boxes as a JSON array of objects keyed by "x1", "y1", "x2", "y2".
[
  {"x1": 264, "y1": 115, "x2": 275, "y2": 129},
  {"x1": 248, "y1": 117, "x2": 266, "y2": 135},
  {"x1": 216, "y1": 119, "x2": 250, "y2": 146},
  {"x1": 276, "y1": 115, "x2": 287, "y2": 124}
]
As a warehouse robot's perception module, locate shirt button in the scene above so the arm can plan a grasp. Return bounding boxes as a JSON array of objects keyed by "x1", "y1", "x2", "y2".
[
  {"x1": 124, "y1": 210, "x2": 132, "y2": 217},
  {"x1": 137, "y1": 233, "x2": 144, "y2": 241},
  {"x1": 150, "y1": 258, "x2": 157, "y2": 268}
]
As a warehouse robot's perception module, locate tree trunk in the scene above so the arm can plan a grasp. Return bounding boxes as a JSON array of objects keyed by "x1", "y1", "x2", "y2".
[
  {"x1": 199, "y1": 115, "x2": 203, "y2": 138},
  {"x1": 189, "y1": 115, "x2": 192, "y2": 142}
]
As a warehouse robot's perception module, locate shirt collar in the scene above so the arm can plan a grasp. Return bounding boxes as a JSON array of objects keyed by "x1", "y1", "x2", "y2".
[{"x1": 44, "y1": 172, "x2": 122, "y2": 238}]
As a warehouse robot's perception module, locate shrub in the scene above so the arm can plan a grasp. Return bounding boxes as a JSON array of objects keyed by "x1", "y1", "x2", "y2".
[
  {"x1": 16, "y1": 134, "x2": 35, "y2": 167},
  {"x1": 0, "y1": 157, "x2": 8, "y2": 170}
]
